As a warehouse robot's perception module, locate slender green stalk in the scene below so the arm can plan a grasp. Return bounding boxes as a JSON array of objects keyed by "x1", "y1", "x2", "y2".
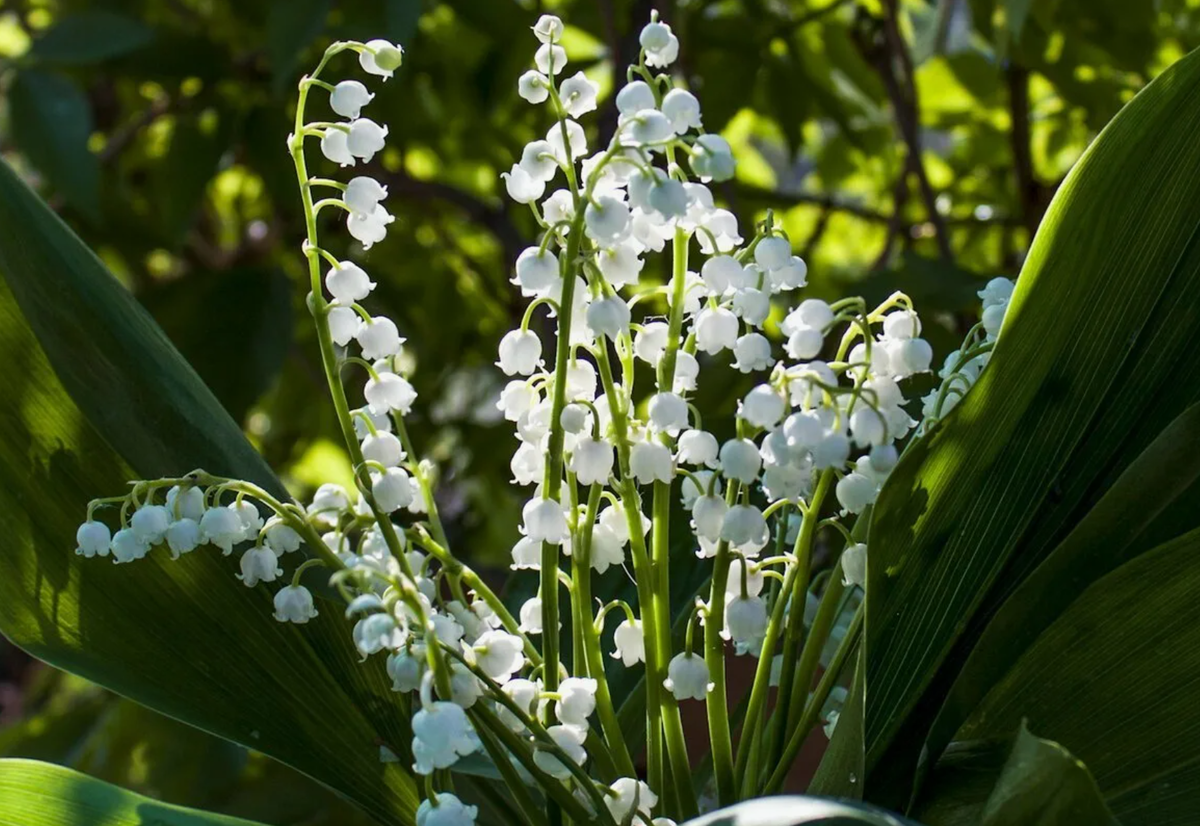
[{"x1": 702, "y1": 479, "x2": 742, "y2": 808}]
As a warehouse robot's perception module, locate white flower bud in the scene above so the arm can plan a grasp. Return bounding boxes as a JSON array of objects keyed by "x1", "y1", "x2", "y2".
[
  {"x1": 870, "y1": 443, "x2": 899, "y2": 473},
  {"x1": 497, "y1": 329, "x2": 543, "y2": 376},
  {"x1": 733, "y1": 333, "x2": 774, "y2": 373},
  {"x1": 648, "y1": 177, "x2": 689, "y2": 220},
  {"x1": 606, "y1": 777, "x2": 658, "y2": 823},
  {"x1": 330, "y1": 80, "x2": 374, "y2": 119},
  {"x1": 725, "y1": 595, "x2": 768, "y2": 648},
  {"x1": 678, "y1": 429, "x2": 719, "y2": 468},
  {"x1": 719, "y1": 438, "x2": 762, "y2": 483},
  {"x1": 842, "y1": 543, "x2": 867, "y2": 589},
  {"x1": 387, "y1": 649, "x2": 424, "y2": 693},
  {"x1": 533, "y1": 14, "x2": 564, "y2": 43},
  {"x1": 836, "y1": 472, "x2": 877, "y2": 514},
  {"x1": 328, "y1": 306, "x2": 359, "y2": 346},
  {"x1": 238, "y1": 546, "x2": 281, "y2": 587},
  {"x1": 691, "y1": 134, "x2": 735, "y2": 182},
  {"x1": 523, "y1": 497, "x2": 567, "y2": 545},
  {"x1": 362, "y1": 431, "x2": 405, "y2": 468},
  {"x1": 327, "y1": 262, "x2": 376, "y2": 305},
  {"x1": 373, "y1": 468, "x2": 415, "y2": 513},
  {"x1": 534, "y1": 724, "x2": 587, "y2": 779},
  {"x1": 634, "y1": 321, "x2": 670, "y2": 364},
  {"x1": 473, "y1": 629, "x2": 526, "y2": 681},
  {"x1": 692, "y1": 494, "x2": 727, "y2": 541},
  {"x1": 664, "y1": 653, "x2": 712, "y2": 701},
  {"x1": 982, "y1": 302, "x2": 1007, "y2": 338},
  {"x1": 812, "y1": 430, "x2": 851, "y2": 470},
  {"x1": 784, "y1": 299, "x2": 834, "y2": 332},
  {"x1": 640, "y1": 22, "x2": 679, "y2": 68},
  {"x1": 359, "y1": 39, "x2": 403, "y2": 79},
  {"x1": 344, "y1": 176, "x2": 388, "y2": 216},
  {"x1": 585, "y1": 195, "x2": 632, "y2": 244},
  {"x1": 628, "y1": 109, "x2": 673, "y2": 145},
  {"x1": 754, "y1": 236, "x2": 792, "y2": 271},
  {"x1": 882, "y1": 310, "x2": 921, "y2": 340},
  {"x1": 534, "y1": 43, "x2": 567, "y2": 75},
  {"x1": 786, "y1": 326, "x2": 825, "y2": 360},
  {"x1": 166, "y1": 485, "x2": 205, "y2": 521},
  {"x1": 884, "y1": 337, "x2": 933, "y2": 377},
  {"x1": 616, "y1": 80, "x2": 656, "y2": 115},
  {"x1": 308, "y1": 483, "x2": 350, "y2": 521},
  {"x1": 557, "y1": 677, "x2": 597, "y2": 726},
  {"x1": 75, "y1": 520, "x2": 111, "y2": 558},
  {"x1": 611, "y1": 619, "x2": 645, "y2": 667},
  {"x1": 560, "y1": 71, "x2": 599, "y2": 118},
  {"x1": 648, "y1": 392, "x2": 689, "y2": 433},
  {"x1": 978, "y1": 276, "x2": 1016, "y2": 309},
  {"x1": 273, "y1": 585, "x2": 319, "y2": 623}
]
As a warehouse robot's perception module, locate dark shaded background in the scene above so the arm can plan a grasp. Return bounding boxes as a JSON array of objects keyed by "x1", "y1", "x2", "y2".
[{"x1": 1, "y1": 0, "x2": 1198, "y2": 820}]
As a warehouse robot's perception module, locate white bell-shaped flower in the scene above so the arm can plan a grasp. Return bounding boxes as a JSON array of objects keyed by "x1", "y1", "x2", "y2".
[
  {"x1": 870, "y1": 443, "x2": 899, "y2": 473},
  {"x1": 665, "y1": 652, "x2": 712, "y2": 701},
  {"x1": 416, "y1": 793, "x2": 478, "y2": 826},
  {"x1": 724, "y1": 594, "x2": 768, "y2": 649},
  {"x1": 327, "y1": 306, "x2": 359, "y2": 346},
  {"x1": 199, "y1": 506, "x2": 244, "y2": 554},
  {"x1": 557, "y1": 677, "x2": 597, "y2": 726},
  {"x1": 726, "y1": 557, "x2": 765, "y2": 597},
  {"x1": 534, "y1": 723, "x2": 587, "y2": 779},
  {"x1": 772, "y1": 256, "x2": 809, "y2": 290},
  {"x1": 590, "y1": 524, "x2": 626, "y2": 573},
  {"x1": 979, "y1": 276, "x2": 1016, "y2": 308},
  {"x1": 842, "y1": 543, "x2": 868, "y2": 589},
  {"x1": 695, "y1": 307, "x2": 739, "y2": 354},
  {"x1": 982, "y1": 302, "x2": 1007, "y2": 338},
  {"x1": 754, "y1": 236, "x2": 792, "y2": 271},
  {"x1": 630, "y1": 440, "x2": 674, "y2": 484},
  {"x1": 326, "y1": 261, "x2": 376, "y2": 304},
  {"x1": 387, "y1": 649, "x2": 424, "y2": 693},
  {"x1": 497, "y1": 329, "x2": 543, "y2": 376},
  {"x1": 263, "y1": 517, "x2": 301, "y2": 554},
  {"x1": 365, "y1": 372, "x2": 417, "y2": 416},
  {"x1": 639, "y1": 20, "x2": 679, "y2": 67},
  {"x1": 559, "y1": 71, "x2": 599, "y2": 118},
  {"x1": 412, "y1": 701, "x2": 478, "y2": 774},
  {"x1": 472, "y1": 629, "x2": 526, "y2": 681},
  {"x1": 700, "y1": 255, "x2": 741, "y2": 294},
  {"x1": 786, "y1": 326, "x2": 825, "y2": 361},
  {"x1": 498, "y1": 678, "x2": 539, "y2": 732},
  {"x1": 674, "y1": 351, "x2": 700, "y2": 393},
  {"x1": 308, "y1": 483, "x2": 350, "y2": 520},
  {"x1": 616, "y1": 80, "x2": 656, "y2": 115},
  {"x1": 501, "y1": 163, "x2": 545, "y2": 204},
  {"x1": 110, "y1": 527, "x2": 149, "y2": 564},
  {"x1": 519, "y1": 596, "x2": 544, "y2": 634},
  {"x1": 347, "y1": 203, "x2": 394, "y2": 250},
  {"x1": 585, "y1": 295, "x2": 631, "y2": 339},
  {"x1": 346, "y1": 118, "x2": 388, "y2": 162},
  {"x1": 648, "y1": 177, "x2": 689, "y2": 220},
  {"x1": 517, "y1": 69, "x2": 550, "y2": 103},
  {"x1": 585, "y1": 195, "x2": 632, "y2": 244},
  {"x1": 273, "y1": 585, "x2": 318, "y2": 623},
  {"x1": 229, "y1": 500, "x2": 264, "y2": 542},
  {"x1": 514, "y1": 247, "x2": 559, "y2": 295},
  {"x1": 75, "y1": 520, "x2": 112, "y2": 558},
  {"x1": 884, "y1": 337, "x2": 933, "y2": 377},
  {"x1": 720, "y1": 504, "x2": 767, "y2": 547},
  {"x1": 534, "y1": 43, "x2": 567, "y2": 75},
  {"x1": 634, "y1": 321, "x2": 670, "y2": 364},
  {"x1": 786, "y1": 299, "x2": 835, "y2": 332},
  {"x1": 606, "y1": 777, "x2": 658, "y2": 823},
  {"x1": 849, "y1": 407, "x2": 887, "y2": 447},
  {"x1": 661, "y1": 88, "x2": 702, "y2": 134},
  {"x1": 373, "y1": 468, "x2": 415, "y2": 513},
  {"x1": 739, "y1": 385, "x2": 785, "y2": 429},
  {"x1": 882, "y1": 310, "x2": 921, "y2": 340},
  {"x1": 691, "y1": 134, "x2": 735, "y2": 181},
  {"x1": 330, "y1": 80, "x2": 374, "y2": 119},
  {"x1": 533, "y1": 14, "x2": 564, "y2": 43},
  {"x1": 628, "y1": 109, "x2": 673, "y2": 145},
  {"x1": 522, "y1": 497, "x2": 567, "y2": 545},
  {"x1": 812, "y1": 430, "x2": 852, "y2": 471},
  {"x1": 344, "y1": 176, "x2": 388, "y2": 216},
  {"x1": 719, "y1": 438, "x2": 762, "y2": 483},
  {"x1": 362, "y1": 431, "x2": 405, "y2": 468},
  {"x1": 569, "y1": 437, "x2": 614, "y2": 486},
  {"x1": 733, "y1": 332, "x2": 774, "y2": 373},
  {"x1": 130, "y1": 504, "x2": 170, "y2": 545},
  {"x1": 836, "y1": 472, "x2": 877, "y2": 514},
  {"x1": 165, "y1": 518, "x2": 201, "y2": 558},
  {"x1": 320, "y1": 129, "x2": 355, "y2": 167},
  {"x1": 648, "y1": 392, "x2": 688, "y2": 434},
  {"x1": 166, "y1": 485, "x2": 206, "y2": 521},
  {"x1": 677, "y1": 429, "x2": 719, "y2": 468},
  {"x1": 546, "y1": 119, "x2": 587, "y2": 163},
  {"x1": 692, "y1": 494, "x2": 727, "y2": 541},
  {"x1": 357, "y1": 316, "x2": 403, "y2": 360},
  {"x1": 611, "y1": 618, "x2": 645, "y2": 667},
  {"x1": 518, "y1": 140, "x2": 559, "y2": 184},
  {"x1": 238, "y1": 546, "x2": 282, "y2": 587}
]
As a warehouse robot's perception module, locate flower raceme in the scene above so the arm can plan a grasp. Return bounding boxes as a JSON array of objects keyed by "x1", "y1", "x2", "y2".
[{"x1": 69, "y1": 15, "x2": 1014, "y2": 826}]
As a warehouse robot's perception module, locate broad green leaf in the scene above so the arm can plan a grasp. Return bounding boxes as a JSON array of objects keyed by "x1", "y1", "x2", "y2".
[
  {"x1": 30, "y1": 12, "x2": 153, "y2": 64},
  {"x1": 810, "y1": 647, "x2": 866, "y2": 799},
  {"x1": 921, "y1": 400, "x2": 1200, "y2": 770},
  {"x1": 681, "y1": 796, "x2": 923, "y2": 826},
  {"x1": 0, "y1": 759, "x2": 266, "y2": 826},
  {"x1": 0, "y1": 159, "x2": 419, "y2": 822},
  {"x1": 951, "y1": 528, "x2": 1200, "y2": 824},
  {"x1": 268, "y1": 0, "x2": 332, "y2": 93},
  {"x1": 863, "y1": 44, "x2": 1200, "y2": 799},
  {"x1": 977, "y1": 723, "x2": 1116, "y2": 826},
  {"x1": 8, "y1": 71, "x2": 100, "y2": 222}
]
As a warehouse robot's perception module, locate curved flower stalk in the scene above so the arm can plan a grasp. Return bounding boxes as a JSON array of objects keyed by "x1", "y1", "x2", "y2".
[{"x1": 68, "y1": 13, "x2": 997, "y2": 826}]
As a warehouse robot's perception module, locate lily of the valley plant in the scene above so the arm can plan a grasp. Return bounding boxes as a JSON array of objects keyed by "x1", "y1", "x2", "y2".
[{"x1": 71, "y1": 14, "x2": 1012, "y2": 826}]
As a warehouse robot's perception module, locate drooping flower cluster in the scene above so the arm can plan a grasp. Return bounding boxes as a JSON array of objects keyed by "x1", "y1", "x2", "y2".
[{"x1": 69, "y1": 15, "x2": 1007, "y2": 826}]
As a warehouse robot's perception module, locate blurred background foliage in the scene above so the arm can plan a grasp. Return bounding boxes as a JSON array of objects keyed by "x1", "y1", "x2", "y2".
[{"x1": 1, "y1": 0, "x2": 1199, "y2": 821}]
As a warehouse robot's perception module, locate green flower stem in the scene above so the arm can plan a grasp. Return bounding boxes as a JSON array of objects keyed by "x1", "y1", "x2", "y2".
[
  {"x1": 593, "y1": 340, "x2": 667, "y2": 799},
  {"x1": 471, "y1": 720, "x2": 550, "y2": 826},
  {"x1": 782, "y1": 560, "x2": 846, "y2": 736},
  {"x1": 702, "y1": 479, "x2": 742, "y2": 809},
  {"x1": 763, "y1": 604, "x2": 863, "y2": 795},
  {"x1": 576, "y1": 482, "x2": 638, "y2": 777},
  {"x1": 764, "y1": 469, "x2": 834, "y2": 775}
]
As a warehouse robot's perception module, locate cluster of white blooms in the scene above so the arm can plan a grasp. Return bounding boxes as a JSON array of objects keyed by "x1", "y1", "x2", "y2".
[
  {"x1": 70, "y1": 15, "x2": 1007, "y2": 824},
  {"x1": 920, "y1": 276, "x2": 1015, "y2": 425}
]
